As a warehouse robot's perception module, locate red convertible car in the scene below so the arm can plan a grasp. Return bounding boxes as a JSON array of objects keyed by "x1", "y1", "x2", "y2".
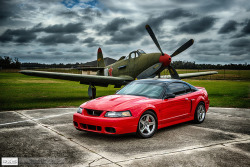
[{"x1": 73, "y1": 79, "x2": 209, "y2": 138}]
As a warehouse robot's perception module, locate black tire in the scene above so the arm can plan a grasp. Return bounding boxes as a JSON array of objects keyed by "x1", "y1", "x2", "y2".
[
  {"x1": 194, "y1": 102, "x2": 206, "y2": 124},
  {"x1": 136, "y1": 110, "x2": 157, "y2": 138}
]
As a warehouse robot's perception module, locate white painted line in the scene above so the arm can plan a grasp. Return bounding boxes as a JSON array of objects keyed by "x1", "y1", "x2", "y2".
[{"x1": 0, "y1": 112, "x2": 74, "y2": 126}]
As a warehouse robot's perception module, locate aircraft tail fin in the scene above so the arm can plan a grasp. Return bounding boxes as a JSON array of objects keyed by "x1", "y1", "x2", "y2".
[{"x1": 97, "y1": 47, "x2": 105, "y2": 67}]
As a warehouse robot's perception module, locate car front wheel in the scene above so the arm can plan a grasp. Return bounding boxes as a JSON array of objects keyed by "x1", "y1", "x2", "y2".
[
  {"x1": 137, "y1": 111, "x2": 157, "y2": 138},
  {"x1": 194, "y1": 102, "x2": 206, "y2": 123}
]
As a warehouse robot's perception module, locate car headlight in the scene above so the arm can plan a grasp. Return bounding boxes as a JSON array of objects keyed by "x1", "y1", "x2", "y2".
[
  {"x1": 77, "y1": 107, "x2": 83, "y2": 114},
  {"x1": 105, "y1": 111, "x2": 132, "y2": 118}
]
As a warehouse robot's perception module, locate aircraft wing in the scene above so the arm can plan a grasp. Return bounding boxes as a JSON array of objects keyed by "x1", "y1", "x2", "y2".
[
  {"x1": 158, "y1": 71, "x2": 218, "y2": 79},
  {"x1": 20, "y1": 70, "x2": 133, "y2": 87}
]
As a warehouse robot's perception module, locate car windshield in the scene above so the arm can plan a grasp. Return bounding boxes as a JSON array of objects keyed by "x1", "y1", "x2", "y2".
[{"x1": 117, "y1": 82, "x2": 164, "y2": 99}]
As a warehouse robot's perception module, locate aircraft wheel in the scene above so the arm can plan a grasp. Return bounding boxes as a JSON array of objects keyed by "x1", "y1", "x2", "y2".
[{"x1": 88, "y1": 85, "x2": 96, "y2": 99}]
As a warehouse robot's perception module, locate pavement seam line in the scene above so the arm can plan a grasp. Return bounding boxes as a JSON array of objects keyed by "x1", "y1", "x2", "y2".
[
  {"x1": 189, "y1": 125, "x2": 249, "y2": 138},
  {"x1": 14, "y1": 111, "x2": 122, "y2": 167},
  {"x1": 88, "y1": 157, "x2": 116, "y2": 167},
  {"x1": 88, "y1": 157, "x2": 103, "y2": 167},
  {"x1": 112, "y1": 138, "x2": 250, "y2": 164},
  {"x1": 223, "y1": 143, "x2": 250, "y2": 157}
]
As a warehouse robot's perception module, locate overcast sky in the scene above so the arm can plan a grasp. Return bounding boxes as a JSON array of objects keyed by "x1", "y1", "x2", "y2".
[{"x1": 0, "y1": 0, "x2": 249, "y2": 64}]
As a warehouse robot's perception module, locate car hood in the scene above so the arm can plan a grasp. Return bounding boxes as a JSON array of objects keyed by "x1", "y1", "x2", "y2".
[{"x1": 81, "y1": 94, "x2": 149, "y2": 111}]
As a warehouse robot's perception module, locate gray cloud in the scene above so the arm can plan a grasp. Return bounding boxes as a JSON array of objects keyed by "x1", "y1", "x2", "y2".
[
  {"x1": 0, "y1": 22, "x2": 84, "y2": 44},
  {"x1": 0, "y1": 0, "x2": 15, "y2": 20},
  {"x1": 0, "y1": 0, "x2": 249, "y2": 64},
  {"x1": 99, "y1": 18, "x2": 132, "y2": 35},
  {"x1": 242, "y1": 20, "x2": 250, "y2": 34},
  {"x1": 69, "y1": 48, "x2": 83, "y2": 52},
  {"x1": 37, "y1": 34, "x2": 78, "y2": 45},
  {"x1": 229, "y1": 38, "x2": 250, "y2": 48},
  {"x1": 176, "y1": 16, "x2": 216, "y2": 34},
  {"x1": 57, "y1": 7, "x2": 102, "y2": 22},
  {"x1": 164, "y1": 8, "x2": 196, "y2": 19},
  {"x1": 82, "y1": 37, "x2": 95, "y2": 43},
  {"x1": 106, "y1": 8, "x2": 195, "y2": 44},
  {"x1": 218, "y1": 20, "x2": 238, "y2": 34},
  {"x1": 58, "y1": 10, "x2": 79, "y2": 18},
  {"x1": 0, "y1": 0, "x2": 35, "y2": 27},
  {"x1": 0, "y1": 29, "x2": 37, "y2": 43},
  {"x1": 15, "y1": 34, "x2": 37, "y2": 43},
  {"x1": 82, "y1": 37, "x2": 99, "y2": 47},
  {"x1": 46, "y1": 48, "x2": 57, "y2": 52},
  {"x1": 199, "y1": 38, "x2": 213, "y2": 43},
  {"x1": 232, "y1": 19, "x2": 250, "y2": 38},
  {"x1": 33, "y1": 23, "x2": 84, "y2": 34},
  {"x1": 81, "y1": 7, "x2": 102, "y2": 17}
]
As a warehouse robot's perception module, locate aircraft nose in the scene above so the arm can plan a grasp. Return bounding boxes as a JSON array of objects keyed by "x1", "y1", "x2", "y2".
[{"x1": 159, "y1": 53, "x2": 171, "y2": 66}]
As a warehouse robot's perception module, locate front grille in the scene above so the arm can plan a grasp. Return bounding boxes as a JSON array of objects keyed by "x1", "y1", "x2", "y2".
[
  {"x1": 80, "y1": 123, "x2": 102, "y2": 131},
  {"x1": 86, "y1": 109, "x2": 103, "y2": 116},
  {"x1": 105, "y1": 127, "x2": 116, "y2": 133}
]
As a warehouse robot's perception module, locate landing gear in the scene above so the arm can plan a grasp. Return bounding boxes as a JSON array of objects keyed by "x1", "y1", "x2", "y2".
[{"x1": 88, "y1": 84, "x2": 96, "y2": 99}]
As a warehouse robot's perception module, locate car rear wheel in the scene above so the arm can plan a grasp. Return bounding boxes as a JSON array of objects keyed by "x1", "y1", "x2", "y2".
[
  {"x1": 137, "y1": 111, "x2": 157, "y2": 138},
  {"x1": 194, "y1": 102, "x2": 206, "y2": 123}
]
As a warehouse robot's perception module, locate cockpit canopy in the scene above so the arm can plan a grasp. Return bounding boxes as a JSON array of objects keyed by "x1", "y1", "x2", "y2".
[
  {"x1": 125, "y1": 49, "x2": 146, "y2": 60},
  {"x1": 137, "y1": 49, "x2": 146, "y2": 55}
]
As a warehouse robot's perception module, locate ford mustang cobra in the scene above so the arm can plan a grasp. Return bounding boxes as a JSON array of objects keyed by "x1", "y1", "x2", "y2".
[{"x1": 73, "y1": 79, "x2": 209, "y2": 138}]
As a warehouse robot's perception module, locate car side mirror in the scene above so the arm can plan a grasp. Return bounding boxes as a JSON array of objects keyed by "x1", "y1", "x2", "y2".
[{"x1": 164, "y1": 93, "x2": 175, "y2": 99}]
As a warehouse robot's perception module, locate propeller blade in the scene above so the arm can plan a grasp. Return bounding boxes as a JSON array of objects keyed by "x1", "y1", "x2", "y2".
[
  {"x1": 168, "y1": 65, "x2": 180, "y2": 79},
  {"x1": 137, "y1": 63, "x2": 163, "y2": 79},
  {"x1": 145, "y1": 24, "x2": 164, "y2": 55},
  {"x1": 171, "y1": 39, "x2": 194, "y2": 58}
]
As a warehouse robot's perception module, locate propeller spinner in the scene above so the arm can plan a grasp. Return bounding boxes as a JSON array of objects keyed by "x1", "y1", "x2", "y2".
[{"x1": 145, "y1": 24, "x2": 194, "y2": 79}]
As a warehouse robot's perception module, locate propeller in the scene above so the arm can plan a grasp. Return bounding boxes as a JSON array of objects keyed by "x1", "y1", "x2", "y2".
[
  {"x1": 168, "y1": 65, "x2": 180, "y2": 79},
  {"x1": 145, "y1": 24, "x2": 194, "y2": 79},
  {"x1": 145, "y1": 25, "x2": 164, "y2": 55},
  {"x1": 171, "y1": 39, "x2": 194, "y2": 58}
]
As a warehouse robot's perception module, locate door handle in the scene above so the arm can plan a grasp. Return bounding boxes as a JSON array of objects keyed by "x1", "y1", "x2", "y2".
[{"x1": 185, "y1": 98, "x2": 189, "y2": 100}]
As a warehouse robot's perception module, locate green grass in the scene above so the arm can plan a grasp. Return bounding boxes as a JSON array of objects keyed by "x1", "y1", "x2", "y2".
[
  {"x1": 0, "y1": 72, "x2": 249, "y2": 111},
  {"x1": 0, "y1": 72, "x2": 120, "y2": 111},
  {"x1": 161, "y1": 69, "x2": 250, "y2": 80},
  {"x1": 183, "y1": 80, "x2": 250, "y2": 108}
]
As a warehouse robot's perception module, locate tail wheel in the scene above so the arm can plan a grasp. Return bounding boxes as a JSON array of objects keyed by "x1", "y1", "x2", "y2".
[
  {"x1": 194, "y1": 102, "x2": 206, "y2": 123},
  {"x1": 137, "y1": 111, "x2": 157, "y2": 138}
]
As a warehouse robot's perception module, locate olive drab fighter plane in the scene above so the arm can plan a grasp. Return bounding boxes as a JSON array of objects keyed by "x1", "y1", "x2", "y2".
[{"x1": 20, "y1": 24, "x2": 217, "y2": 99}]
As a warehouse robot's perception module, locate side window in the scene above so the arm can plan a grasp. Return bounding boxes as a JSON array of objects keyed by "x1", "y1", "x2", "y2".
[
  {"x1": 131, "y1": 52, "x2": 137, "y2": 58},
  {"x1": 167, "y1": 83, "x2": 186, "y2": 96},
  {"x1": 183, "y1": 84, "x2": 191, "y2": 93}
]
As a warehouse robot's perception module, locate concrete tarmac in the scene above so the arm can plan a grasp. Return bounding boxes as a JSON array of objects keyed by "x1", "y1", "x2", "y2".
[{"x1": 0, "y1": 107, "x2": 249, "y2": 167}]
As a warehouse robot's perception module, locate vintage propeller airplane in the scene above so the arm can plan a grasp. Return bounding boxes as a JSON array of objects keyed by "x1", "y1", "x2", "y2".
[{"x1": 20, "y1": 24, "x2": 217, "y2": 98}]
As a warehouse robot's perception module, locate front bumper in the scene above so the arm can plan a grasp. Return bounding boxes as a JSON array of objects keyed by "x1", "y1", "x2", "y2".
[
  {"x1": 205, "y1": 99, "x2": 209, "y2": 112},
  {"x1": 73, "y1": 113, "x2": 138, "y2": 134}
]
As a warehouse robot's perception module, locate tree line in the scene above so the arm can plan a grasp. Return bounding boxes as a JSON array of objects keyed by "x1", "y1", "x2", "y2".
[
  {"x1": 171, "y1": 61, "x2": 249, "y2": 70},
  {"x1": 0, "y1": 56, "x2": 21, "y2": 69},
  {"x1": 0, "y1": 56, "x2": 249, "y2": 70}
]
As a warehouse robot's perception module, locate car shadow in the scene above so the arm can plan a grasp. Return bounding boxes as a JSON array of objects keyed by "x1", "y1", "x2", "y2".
[{"x1": 157, "y1": 121, "x2": 193, "y2": 134}]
